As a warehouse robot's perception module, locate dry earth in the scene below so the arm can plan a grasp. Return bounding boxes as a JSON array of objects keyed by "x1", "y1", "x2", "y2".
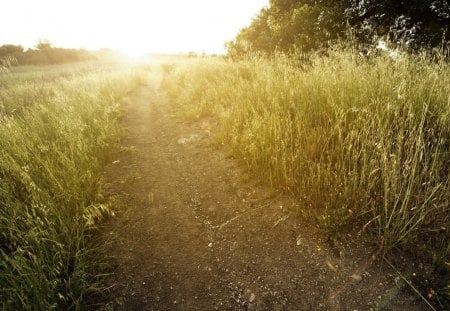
[{"x1": 101, "y1": 73, "x2": 428, "y2": 310}]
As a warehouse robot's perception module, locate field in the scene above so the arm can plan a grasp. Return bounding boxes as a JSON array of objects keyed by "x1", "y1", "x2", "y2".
[
  {"x1": 162, "y1": 51, "x2": 450, "y2": 305},
  {"x1": 0, "y1": 62, "x2": 147, "y2": 309},
  {"x1": 1, "y1": 51, "x2": 449, "y2": 309}
]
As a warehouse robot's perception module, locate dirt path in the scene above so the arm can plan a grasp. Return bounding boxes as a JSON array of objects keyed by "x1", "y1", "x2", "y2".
[{"x1": 102, "y1": 73, "x2": 425, "y2": 310}]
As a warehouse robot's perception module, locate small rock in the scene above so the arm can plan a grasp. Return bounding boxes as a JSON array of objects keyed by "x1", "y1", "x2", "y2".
[
  {"x1": 208, "y1": 243, "x2": 213, "y2": 248},
  {"x1": 248, "y1": 303, "x2": 257, "y2": 311},
  {"x1": 326, "y1": 261, "x2": 338, "y2": 272},
  {"x1": 177, "y1": 134, "x2": 199, "y2": 145},
  {"x1": 249, "y1": 293, "x2": 256, "y2": 302},
  {"x1": 351, "y1": 274, "x2": 362, "y2": 281},
  {"x1": 177, "y1": 138, "x2": 189, "y2": 145}
]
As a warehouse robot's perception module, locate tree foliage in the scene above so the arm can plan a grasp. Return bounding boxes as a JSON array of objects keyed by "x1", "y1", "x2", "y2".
[
  {"x1": 0, "y1": 44, "x2": 24, "y2": 55},
  {"x1": 35, "y1": 38, "x2": 53, "y2": 51},
  {"x1": 227, "y1": 0, "x2": 450, "y2": 56},
  {"x1": 347, "y1": 0, "x2": 450, "y2": 48}
]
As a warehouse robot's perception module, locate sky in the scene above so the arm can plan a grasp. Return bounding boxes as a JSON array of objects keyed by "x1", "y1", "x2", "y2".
[{"x1": 0, "y1": 0, "x2": 269, "y2": 56}]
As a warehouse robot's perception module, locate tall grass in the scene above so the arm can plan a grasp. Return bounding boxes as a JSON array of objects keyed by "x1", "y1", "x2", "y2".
[
  {"x1": 162, "y1": 52, "x2": 449, "y2": 303},
  {"x1": 0, "y1": 62, "x2": 147, "y2": 309}
]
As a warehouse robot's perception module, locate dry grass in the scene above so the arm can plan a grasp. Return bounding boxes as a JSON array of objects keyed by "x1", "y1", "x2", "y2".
[
  {"x1": 0, "y1": 62, "x2": 148, "y2": 309},
  {"x1": 162, "y1": 51, "x2": 450, "y2": 306}
]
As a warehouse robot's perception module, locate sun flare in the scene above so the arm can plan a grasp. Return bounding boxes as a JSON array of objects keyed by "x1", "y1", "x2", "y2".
[
  {"x1": 120, "y1": 45, "x2": 150, "y2": 59},
  {"x1": 1, "y1": 0, "x2": 269, "y2": 54}
]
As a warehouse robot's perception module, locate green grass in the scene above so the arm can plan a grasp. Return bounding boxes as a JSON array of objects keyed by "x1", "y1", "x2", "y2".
[
  {"x1": 162, "y1": 51, "x2": 450, "y2": 306},
  {"x1": 0, "y1": 62, "x2": 148, "y2": 310}
]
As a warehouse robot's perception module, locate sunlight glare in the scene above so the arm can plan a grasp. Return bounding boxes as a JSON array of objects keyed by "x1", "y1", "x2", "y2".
[
  {"x1": 119, "y1": 44, "x2": 150, "y2": 59},
  {"x1": 0, "y1": 0, "x2": 269, "y2": 54}
]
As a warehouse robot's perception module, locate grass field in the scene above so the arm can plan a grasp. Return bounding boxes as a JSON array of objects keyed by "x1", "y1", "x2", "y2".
[
  {"x1": 0, "y1": 62, "x2": 147, "y2": 310},
  {"x1": 1, "y1": 52, "x2": 449, "y2": 308},
  {"x1": 162, "y1": 51, "x2": 450, "y2": 305}
]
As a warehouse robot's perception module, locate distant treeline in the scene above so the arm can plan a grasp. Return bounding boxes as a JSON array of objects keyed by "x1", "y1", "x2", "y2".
[{"x1": 0, "y1": 42, "x2": 122, "y2": 66}]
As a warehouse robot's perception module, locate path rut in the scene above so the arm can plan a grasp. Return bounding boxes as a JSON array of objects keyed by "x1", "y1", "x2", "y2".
[{"x1": 102, "y1": 74, "x2": 425, "y2": 310}]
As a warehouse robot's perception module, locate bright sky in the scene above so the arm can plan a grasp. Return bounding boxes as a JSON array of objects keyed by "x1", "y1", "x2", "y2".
[{"x1": 0, "y1": 0, "x2": 268, "y2": 56}]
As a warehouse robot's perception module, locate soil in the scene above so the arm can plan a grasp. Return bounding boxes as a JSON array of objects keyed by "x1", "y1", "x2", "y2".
[{"x1": 101, "y1": 73, "x2": 428, "y2": 310}]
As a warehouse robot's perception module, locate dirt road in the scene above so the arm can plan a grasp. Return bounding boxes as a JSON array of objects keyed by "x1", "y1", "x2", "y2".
[{"x1": 102, "y1": 73, "x2": 424, "y2": 310}]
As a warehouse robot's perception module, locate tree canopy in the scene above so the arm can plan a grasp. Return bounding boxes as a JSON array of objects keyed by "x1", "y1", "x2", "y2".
[{"x1": 227, "y1": 0, "x2": 450, "y2": 56}]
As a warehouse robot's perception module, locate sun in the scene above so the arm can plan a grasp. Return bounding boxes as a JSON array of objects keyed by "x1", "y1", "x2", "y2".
[
  {"x1": 0, "y1": 0, "x2": 270, "y2": 56},
  {"x1": 120, "y1": 45, "x2": 150, "y2": 59}
]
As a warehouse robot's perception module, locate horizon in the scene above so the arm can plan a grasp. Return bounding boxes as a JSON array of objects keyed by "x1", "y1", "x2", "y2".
[{"x1": 0, "y1": 0, "x2": 268, "y2": 57}]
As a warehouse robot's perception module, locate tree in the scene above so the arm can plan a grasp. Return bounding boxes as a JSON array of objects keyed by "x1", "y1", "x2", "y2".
[
  {"x1": 227, "y1": 1, "x2": 349, "y2": 55},
  {"x1": 228, "y1": 0, "x2": 450, "y2": 56},
  {"x1": 227, "y1": 8, "x2": 275, "y2": 56},
  {"x1": 0, "y1": 44, "x2": 24, "y2": 57},
  {"x1": 345, "y1": 0, "x2": 450, "y2": 48},
  {"x1": 35, "y1": 38, "x2": 52, "y2": 51}
]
